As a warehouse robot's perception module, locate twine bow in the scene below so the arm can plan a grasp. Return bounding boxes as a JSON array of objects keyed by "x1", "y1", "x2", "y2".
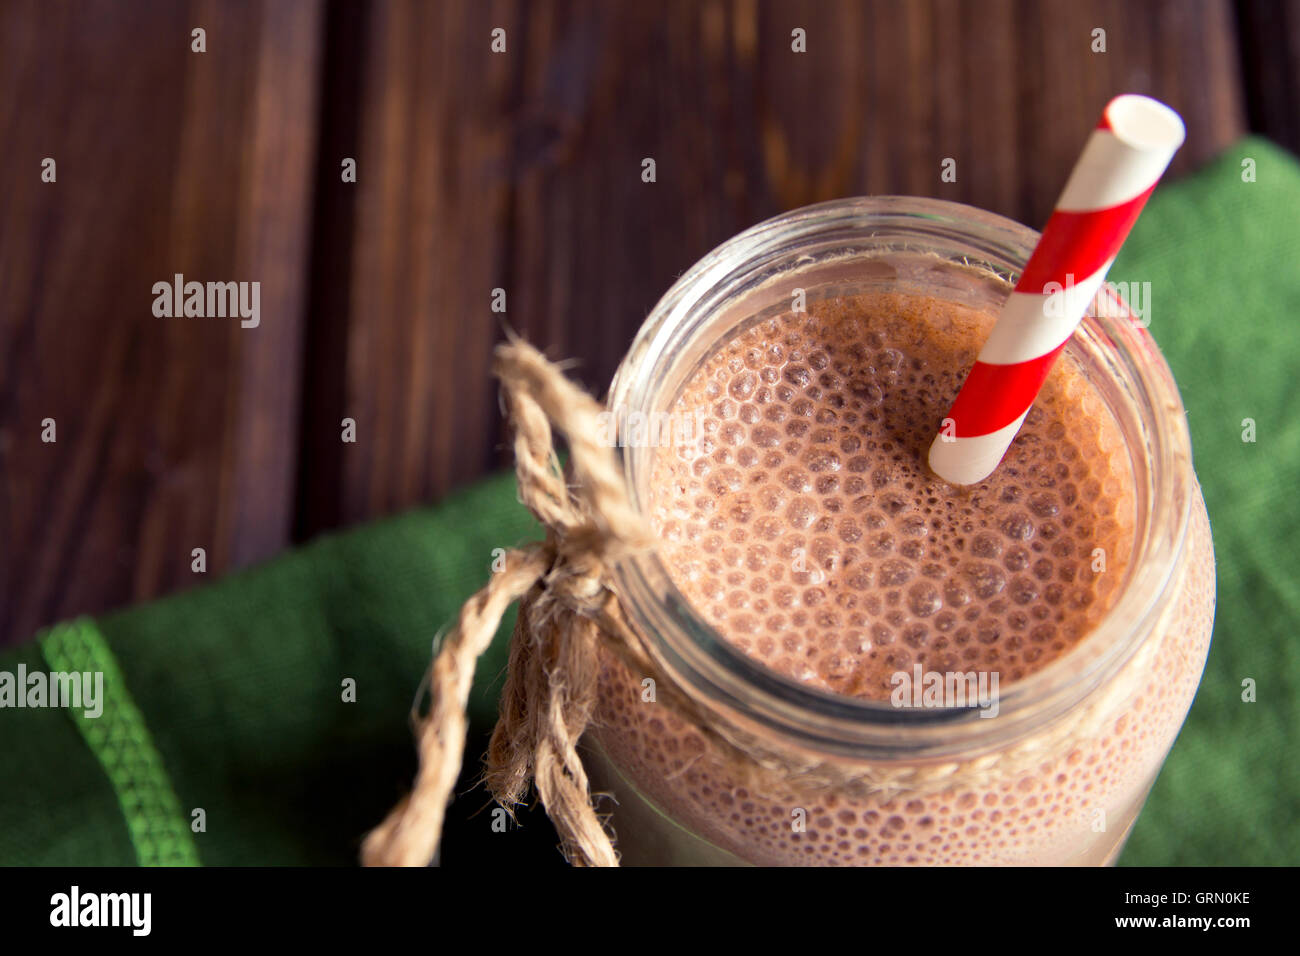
[{"x1": 361, "y1": 337, "x2": 655, "y2": 867}]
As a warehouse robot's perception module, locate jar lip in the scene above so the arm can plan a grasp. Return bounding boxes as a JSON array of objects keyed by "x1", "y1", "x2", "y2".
[{"x1": 607, "y1": 196, "x2": 1194, "y2": 760}]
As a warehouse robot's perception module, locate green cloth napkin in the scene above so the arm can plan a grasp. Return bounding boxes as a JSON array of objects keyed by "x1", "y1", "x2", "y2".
[
  {"x1": 0, "y1": 478, "x2": 542, "y2": 865},
  {"x1": 1, "y1": 137, "x2": 1297, "y2": 866}
]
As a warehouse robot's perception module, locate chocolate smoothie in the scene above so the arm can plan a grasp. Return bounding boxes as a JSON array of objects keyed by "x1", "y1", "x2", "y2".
[{"x1": 590, "y1": 290, "x2": 1215, "y2": 865}]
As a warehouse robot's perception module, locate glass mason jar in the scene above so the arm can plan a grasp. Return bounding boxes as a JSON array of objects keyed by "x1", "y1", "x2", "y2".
[{"x1": 586, "y1": 196, "x2": 1215, "y2": 866}]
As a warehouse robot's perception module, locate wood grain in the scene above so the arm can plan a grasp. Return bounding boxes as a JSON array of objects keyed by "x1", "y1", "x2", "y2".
[
  {"x1": 0, "y1": 0, "x2": 1266, "y2": 643},
  {"x1": 1237, "y1": 0, "x2": 1300, "y2": 154},
  {"x1": 0, "y1": 0, "x2": 322, "y2": 640},
  {"x1": 296, "y1": 0, "x2": 524, "y2": 533}
]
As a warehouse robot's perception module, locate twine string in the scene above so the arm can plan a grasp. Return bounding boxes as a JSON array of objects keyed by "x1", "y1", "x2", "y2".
[{"x1": 362, "y1": 337, "x2": 653, "y2": 867}]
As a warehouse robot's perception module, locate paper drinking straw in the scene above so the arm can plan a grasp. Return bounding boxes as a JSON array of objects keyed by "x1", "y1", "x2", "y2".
[{"x1": 928, "y1": 94, "x2": 1186, "y2": 486}]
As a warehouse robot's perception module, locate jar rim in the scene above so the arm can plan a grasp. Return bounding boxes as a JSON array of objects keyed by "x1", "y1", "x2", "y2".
[{"x1": 607, "y1": 196, "x2": 1194, "y2": 761}]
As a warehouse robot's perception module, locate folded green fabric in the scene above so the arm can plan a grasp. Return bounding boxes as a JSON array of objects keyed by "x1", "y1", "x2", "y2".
[
  {"x1": 1, "y1": 137, "x2": 1296, "y2": 866},
  {"x1": 0, "y1": 477, "x2": 540, "y2": 865}
]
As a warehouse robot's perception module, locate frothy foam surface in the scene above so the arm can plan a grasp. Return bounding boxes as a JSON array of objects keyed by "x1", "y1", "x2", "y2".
[{"x1": 649, "y1": 292, "x2": 1135, "y2": 697}]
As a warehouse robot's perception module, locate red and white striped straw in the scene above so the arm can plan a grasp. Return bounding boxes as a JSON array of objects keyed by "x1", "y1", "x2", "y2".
[{"x1": 928, "y1": 94, "x2": 1185, "y2": 485}]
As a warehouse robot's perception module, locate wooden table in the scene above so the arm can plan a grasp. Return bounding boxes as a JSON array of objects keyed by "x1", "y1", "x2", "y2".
[{"x1": 1, "y1": 0, "x2": 1294, "y2": 644}]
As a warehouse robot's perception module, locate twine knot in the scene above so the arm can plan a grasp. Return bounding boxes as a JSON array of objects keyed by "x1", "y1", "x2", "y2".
[{"x1": 361, "y1": 337, "x2": 652, "y2": 868}]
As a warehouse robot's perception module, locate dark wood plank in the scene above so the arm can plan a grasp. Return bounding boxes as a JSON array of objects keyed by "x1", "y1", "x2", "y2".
[
  {"x1": 0, "y1": 0, "x2": 322, "y2": 643},
  {"x1": 1236, "y1": 0, "x2": 1300, "y2": 154},
  {"x1": 296, "y1": 0, "x2": 525, "y2": 531}
]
